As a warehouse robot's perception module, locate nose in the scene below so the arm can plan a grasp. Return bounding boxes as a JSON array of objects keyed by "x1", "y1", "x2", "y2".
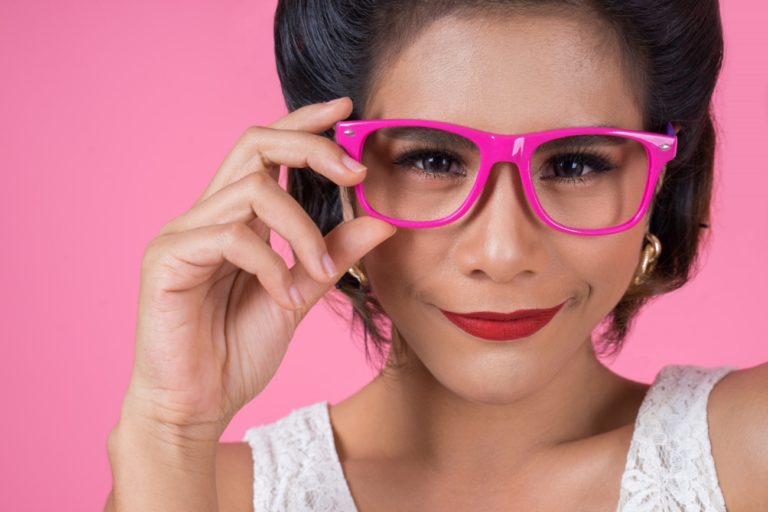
[{"x1": 452, "y1": 161, "x2": 549, "y2": 282}]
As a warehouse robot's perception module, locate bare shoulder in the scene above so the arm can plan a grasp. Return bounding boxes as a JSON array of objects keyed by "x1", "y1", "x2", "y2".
[
  {"x1": 216, "y1": 441, "x2": 254, "y2": 512},
  {"x1": 708, "y1": 362, "x2": 768, "y2": 512}
]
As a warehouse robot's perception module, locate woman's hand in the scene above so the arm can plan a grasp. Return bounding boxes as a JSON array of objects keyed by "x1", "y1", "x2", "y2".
[{"x1": 119, "y1": 97, "x2": 395, "y2": 442}]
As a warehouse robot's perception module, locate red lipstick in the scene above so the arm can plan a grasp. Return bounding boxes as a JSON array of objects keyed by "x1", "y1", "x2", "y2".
[{"x1": 439, "y1": 301, "x2": 567, "y2": 342}]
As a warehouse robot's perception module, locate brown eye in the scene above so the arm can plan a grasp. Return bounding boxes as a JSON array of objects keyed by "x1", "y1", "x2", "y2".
[
  {"x1": 394, "y1": 149, "x2": 467, "y2": 179},
  {"x1": 539, "y1": 151, "x2": 615, "y2": 183}
]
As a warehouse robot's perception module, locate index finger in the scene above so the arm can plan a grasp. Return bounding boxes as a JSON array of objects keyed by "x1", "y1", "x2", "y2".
[{"x1": 193, "y1": 97, "x2": 354, "y2": 206}]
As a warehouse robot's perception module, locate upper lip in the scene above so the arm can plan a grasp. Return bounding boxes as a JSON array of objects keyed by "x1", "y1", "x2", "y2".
[{"x1": 439, "y1": 301, "x2": 566, "y2": 321}]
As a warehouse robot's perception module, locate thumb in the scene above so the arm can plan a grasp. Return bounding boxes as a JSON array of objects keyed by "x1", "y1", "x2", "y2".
[{"x1": 289, "y1": 216, "x2": 397, "y2": 310}]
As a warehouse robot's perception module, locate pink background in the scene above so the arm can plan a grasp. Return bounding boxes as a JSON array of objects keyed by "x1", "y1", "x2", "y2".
[{"x1": 1, "y1": 1, "x2": 766, "y2": 510}]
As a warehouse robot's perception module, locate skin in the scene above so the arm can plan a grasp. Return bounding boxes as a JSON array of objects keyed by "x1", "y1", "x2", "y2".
[
  {"x1": 328, "y1": 12, "x2": 767, "y2": 511},
  {"x1": 331, "y1": 13, "x2": 652, "y2": 510},
  {"x1": 105, "y1": 10, "x2": 768, "y2": 512}
]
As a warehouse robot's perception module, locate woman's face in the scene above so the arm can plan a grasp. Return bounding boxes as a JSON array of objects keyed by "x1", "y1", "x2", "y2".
[{"x1": 342, "y1": 13, "x2": 649, "y2": 403}]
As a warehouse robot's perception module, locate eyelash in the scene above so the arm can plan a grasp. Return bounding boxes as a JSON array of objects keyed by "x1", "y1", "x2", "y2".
[
  {"x1": 392, "y1": 144, "x2": 616, "y2": 184},
  {"x1": 392, "y1": 144, "x2": 468, "y2": 181},
  {"x1": 540, "y1": 148, "x2": 616, "y2": 185}
]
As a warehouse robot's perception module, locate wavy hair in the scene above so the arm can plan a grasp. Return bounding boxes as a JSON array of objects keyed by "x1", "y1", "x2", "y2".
[{"x1": 273, "y1": 0, "x2": 723, "y2": 369}]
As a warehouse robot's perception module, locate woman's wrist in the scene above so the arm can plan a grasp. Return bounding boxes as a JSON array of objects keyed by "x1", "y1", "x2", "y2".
[
  {"x1": 107, "y1": 419, "x2": 220, "y2": 512},
  {"x1": 117, "y1": 385, "x2": 229, "y2": 445},
  {"x1": 108, "y1": 416, "x2": 220, "y2": 463}
]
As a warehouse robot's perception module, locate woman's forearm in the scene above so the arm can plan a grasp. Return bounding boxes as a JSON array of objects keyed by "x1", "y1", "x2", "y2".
[{"x1": 106, "y1": 418, "x2": 220, "y2": 512}]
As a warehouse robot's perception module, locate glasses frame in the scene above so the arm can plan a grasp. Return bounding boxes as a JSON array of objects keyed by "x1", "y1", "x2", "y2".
[{"x1": 334, "y1": 118, "x2": 678, "y2": 236}]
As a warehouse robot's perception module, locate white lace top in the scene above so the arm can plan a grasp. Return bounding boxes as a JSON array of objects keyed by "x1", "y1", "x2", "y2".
[{"x1": 243, "y1": 364, "x2": 736, "y2": 511}]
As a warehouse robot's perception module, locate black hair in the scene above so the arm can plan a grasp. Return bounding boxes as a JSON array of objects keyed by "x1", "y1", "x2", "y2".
[{"x1": 273, "y1": 0, "x2": 723, "y2": 369}]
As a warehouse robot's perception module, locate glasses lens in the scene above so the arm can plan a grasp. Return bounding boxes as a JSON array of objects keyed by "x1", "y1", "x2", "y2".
[
  {"x1": 358, "y1": 126, "x2": 650, "y2": 230},
  {"x1": 531, "y1": 135, "x2": 649, "y2": 230},
  {"x1": 360, "y1": 126, "x2": 480, "y2": 222}
]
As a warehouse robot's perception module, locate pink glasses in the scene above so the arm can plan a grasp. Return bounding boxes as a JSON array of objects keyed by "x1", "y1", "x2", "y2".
[{"x1": 334, "y1": 119, "x2": 678, "y2": 236}]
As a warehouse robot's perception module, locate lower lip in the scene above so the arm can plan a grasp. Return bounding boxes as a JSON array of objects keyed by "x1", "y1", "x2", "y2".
[{"x1": 439, "y1": 303, "x2": 566, "y2": 342}]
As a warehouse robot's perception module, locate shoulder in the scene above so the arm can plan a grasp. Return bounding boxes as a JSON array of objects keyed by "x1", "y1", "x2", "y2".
[
  {"x1": 211, "y1": 404, "x2": 328, "y2": 512},
  {"x1": 212, "y1": 403, "x2": 329, "y2": 512},
  {"x1": 228, "y1": 402, "x2": 337, "y2": 511},
  {"x1": 215, "y1": 442, "x2": 254, "y2": 512},
  {"x1": 708, "y1": 361, "x2": 768, "y2": 511},
  {"x1": 242, "y1": 401, "x2": 331, "y2": 452}
]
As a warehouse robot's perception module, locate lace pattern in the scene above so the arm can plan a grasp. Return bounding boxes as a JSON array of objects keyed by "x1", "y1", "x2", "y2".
[
  {"x1": 616, "y1": 364, "x2": 736, "y2": 511},
  {"x1": 243, "y1": 364, "x2": 736, "y2": 511},
  {"x1": 243, "y1": 401, "x2": 358, "y2": 511}
]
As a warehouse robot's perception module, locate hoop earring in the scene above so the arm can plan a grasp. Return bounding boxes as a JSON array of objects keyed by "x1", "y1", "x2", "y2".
[
  {"x1": 347, "y1": 260, "x2": 369, "y2": 287},
  {"x1": 632, "y1": 232, "x2": 662, "y2": 286}
]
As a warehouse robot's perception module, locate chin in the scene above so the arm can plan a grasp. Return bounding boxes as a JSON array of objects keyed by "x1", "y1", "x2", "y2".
[
  {"x1": 456, "y1": 383, "x2": 532, "y2": 406},
  {"x1": 438, "y1": 360, "x2": 545, "y2": 406}
]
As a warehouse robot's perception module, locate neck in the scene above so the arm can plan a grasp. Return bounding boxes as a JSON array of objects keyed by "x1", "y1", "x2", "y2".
[{"x1": 356, "y1": 331, "x2": 644, "y2": 478}]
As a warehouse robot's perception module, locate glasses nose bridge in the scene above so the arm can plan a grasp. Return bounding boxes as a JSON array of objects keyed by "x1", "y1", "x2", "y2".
[{"x1": 484, "y1": 133, "x2": 527, "y2": 171}]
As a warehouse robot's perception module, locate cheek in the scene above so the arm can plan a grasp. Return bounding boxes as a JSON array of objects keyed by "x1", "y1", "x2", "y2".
[
  {"x1": 571, "y1": 233, "x2": 641, "y2": 304},
  {"x1": 363, "y1": 230, "x2": 448, "y2": 297}
]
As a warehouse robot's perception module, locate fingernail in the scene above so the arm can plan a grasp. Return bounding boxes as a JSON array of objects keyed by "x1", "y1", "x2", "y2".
[
  {"x1": 325, "y1": 97, "x2": 347, "y2": 105},
  {"x1": 341, "y1": 153, "x2": 367, "y2": 174},
  {"x1": 289, "y1": 285, "x2": 305, "y2": 308},
  {"x1": 321, "y1": 252, "x2": 338, "y2": 278}
]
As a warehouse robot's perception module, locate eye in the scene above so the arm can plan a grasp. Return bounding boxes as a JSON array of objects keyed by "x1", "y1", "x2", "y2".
[
  {"x1": 393, "y1": 147, "x2": 468, "y2": 180},
  {"x1": 539, "y1": 150, "x2": 616, "y2": 184}
]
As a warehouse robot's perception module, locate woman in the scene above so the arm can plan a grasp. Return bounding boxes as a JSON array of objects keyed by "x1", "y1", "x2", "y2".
[{"x1": 105, "y1": 0, "x2": 768, "y2": 510}]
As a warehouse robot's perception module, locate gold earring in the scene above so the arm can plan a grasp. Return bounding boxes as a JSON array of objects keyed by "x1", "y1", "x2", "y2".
[
  {"x1": 348, "y1": 261, "x2": 369, "y2": 287},
  {"x1": 632, "y1": 232, "x2": 662, "y2": 286}
]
